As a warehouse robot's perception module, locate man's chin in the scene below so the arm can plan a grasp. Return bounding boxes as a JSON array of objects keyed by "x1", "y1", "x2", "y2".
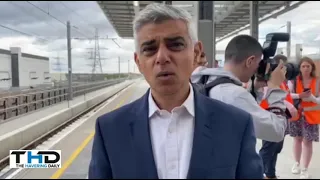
[{"x1": 153, "y1": 84, "x2": 180, "y2": 95}]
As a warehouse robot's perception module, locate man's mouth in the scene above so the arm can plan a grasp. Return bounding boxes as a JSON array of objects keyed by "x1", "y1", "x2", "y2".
[{"x1": 156, "y1": 71, "x2": 175, "y2": 77}]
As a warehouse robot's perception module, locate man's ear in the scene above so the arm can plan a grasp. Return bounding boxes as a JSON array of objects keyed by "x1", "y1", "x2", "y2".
[
  {"x1": 134, "y1": 52, "x2": 142, "y2": 74},
  {"x1": 245, "y1": 55, "x2": 255, "y2": 68},
  {"x1": 194, "y1": 41, "x2": 204, "y2": 64}
]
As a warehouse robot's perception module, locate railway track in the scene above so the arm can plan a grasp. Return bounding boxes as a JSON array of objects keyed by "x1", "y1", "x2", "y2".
[{"x1": 0, "y1": 82, "x2": 133, "y2": 179}]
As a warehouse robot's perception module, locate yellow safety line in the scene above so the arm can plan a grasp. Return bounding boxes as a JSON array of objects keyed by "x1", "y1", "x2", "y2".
[{"x1": 50, "y1": 87, "x2": 135, "y2": 179}]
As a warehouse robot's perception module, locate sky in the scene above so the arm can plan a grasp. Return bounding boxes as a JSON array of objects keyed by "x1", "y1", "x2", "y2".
[
  {"x1": 0, "y1": 1, "x2": 319, "y2": 74},
  {"x1": 214, "y1": 1, "x2": 320, "y2": 63}
]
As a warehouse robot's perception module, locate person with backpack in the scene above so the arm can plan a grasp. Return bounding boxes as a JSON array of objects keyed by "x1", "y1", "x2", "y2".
[{"x1": 190, "y1": 34, "x2": 288, "y2": 143}]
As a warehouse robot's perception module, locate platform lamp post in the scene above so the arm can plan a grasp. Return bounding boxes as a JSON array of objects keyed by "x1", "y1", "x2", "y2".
[{"x1": 67, "y1": 21, "x2": 73, "y2": 102}]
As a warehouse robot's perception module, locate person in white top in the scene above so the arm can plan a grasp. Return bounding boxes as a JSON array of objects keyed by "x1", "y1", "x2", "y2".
[
  {"x1": 89, "y1": 3, "x2": 263, "y2": 179},
  {"x1": 190, "y1": 35, "x2": 288, "y2": 143}
]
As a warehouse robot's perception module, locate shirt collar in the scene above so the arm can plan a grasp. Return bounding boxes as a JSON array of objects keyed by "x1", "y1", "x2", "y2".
[{"x1": 148, "y1": 83, "x2": 195, "y2": 118}]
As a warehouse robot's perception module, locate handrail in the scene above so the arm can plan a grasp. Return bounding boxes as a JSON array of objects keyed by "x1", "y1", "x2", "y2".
[
  {"x1": 0, "y1": 77, "x2": 129, "y2": 121},
  {"x1": 0, "y1": 78, "x2": 127, "y2": 99}
]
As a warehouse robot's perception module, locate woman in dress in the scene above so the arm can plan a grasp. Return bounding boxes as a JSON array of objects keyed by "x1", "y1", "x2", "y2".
[{"x1": 287, "y1": 57, "x2": 320, "y2": 179}]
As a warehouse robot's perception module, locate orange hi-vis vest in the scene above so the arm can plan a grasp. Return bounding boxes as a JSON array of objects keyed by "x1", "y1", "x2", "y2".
[
  {"x1": 260, "y1": 82, "x2": 299, "y2": 120},
  {"x1": 281, "y1": 82, "x2": 300, "y2": 121},
  {"x1": 295, "y1": 77, "x2": 320, "y2": 125},
  {"x1": 281, "y1": 82, "x2": 294, "y2": 105}
]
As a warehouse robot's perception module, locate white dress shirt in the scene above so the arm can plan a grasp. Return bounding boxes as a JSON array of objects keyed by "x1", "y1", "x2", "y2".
[{"x1": 148, "y1": 84, "x2": 195, "y2": 179}]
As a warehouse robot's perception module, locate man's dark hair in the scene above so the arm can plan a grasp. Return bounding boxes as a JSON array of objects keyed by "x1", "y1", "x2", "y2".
[
  {"x1": 273, "y1": 54, "x2": 288, "y2": 64},
  {"x1": 224, "y1": 35, "x2": 263, "y2": 64}
]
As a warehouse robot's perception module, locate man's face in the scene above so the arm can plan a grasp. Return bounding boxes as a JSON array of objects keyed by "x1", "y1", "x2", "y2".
[{"x1": 134, "y1": 19, "x2": 202, "y2": 95}]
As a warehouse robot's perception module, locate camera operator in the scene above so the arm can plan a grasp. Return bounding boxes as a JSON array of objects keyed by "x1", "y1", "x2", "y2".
[{"x1": 190, "y1": 34, "x2": 287, "y2": 142}]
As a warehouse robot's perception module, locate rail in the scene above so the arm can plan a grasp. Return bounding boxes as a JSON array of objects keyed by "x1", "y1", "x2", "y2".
[
  {"x1": 0, "y1": 77, "x2": 129, "y2": 122},
  {"x1": 0, "y1": 83, "x2": 129, "y2": 176}
]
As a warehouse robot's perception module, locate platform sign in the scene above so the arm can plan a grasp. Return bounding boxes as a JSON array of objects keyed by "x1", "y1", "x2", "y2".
[{"x1": 9, "y1": 150, "x2": 61, "y2": 168}]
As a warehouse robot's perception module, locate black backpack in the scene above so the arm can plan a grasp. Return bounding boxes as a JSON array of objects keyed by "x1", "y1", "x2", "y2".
[{"x1": 192, "y1": 75, "x2": 241, "y2": 96}]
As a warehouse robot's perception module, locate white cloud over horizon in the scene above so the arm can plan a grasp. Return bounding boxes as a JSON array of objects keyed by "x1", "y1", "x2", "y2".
[{"x1": 0, "y1": 1, "x2": 319, "y2": 74}]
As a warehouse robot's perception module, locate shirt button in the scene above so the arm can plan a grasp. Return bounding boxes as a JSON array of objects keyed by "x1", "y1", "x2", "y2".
[{"x1": 171, "y1": 164, "x2": 176, "y2": 170}]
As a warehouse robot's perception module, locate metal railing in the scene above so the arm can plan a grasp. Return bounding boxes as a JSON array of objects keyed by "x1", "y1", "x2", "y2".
[{"x1": 0, "y1": 77, "x2": 129, "y2": 122}]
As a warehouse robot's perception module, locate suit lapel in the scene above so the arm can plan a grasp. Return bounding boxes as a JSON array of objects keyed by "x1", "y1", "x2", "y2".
[
  {"x1": 129, "y1": 89, "x2": 158, "y2": 179},
  {"x1": 187, "y1": 90, "x2": 215, "y2": 179},
  {"x1": 128, "y1": 87, "x2": 217, "y2": 178}
]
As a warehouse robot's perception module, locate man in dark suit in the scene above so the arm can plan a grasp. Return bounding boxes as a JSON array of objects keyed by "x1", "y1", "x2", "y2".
[{"x1": 88, "y1": 3, "x2": 263, "y2": 179}]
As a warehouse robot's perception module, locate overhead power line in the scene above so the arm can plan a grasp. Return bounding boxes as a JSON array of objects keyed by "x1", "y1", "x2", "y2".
[
  {"x1": 26, "y1": 1, "x2": 91, "y2": 39},
  {"x1": 26, "y1": 1, "x2": 66, "y2": 26},
  {"x1": 0, "y1": 24, "x2": 49, "y2": 42},
  {"x1": 7, "y1": 1, "x2": 64, "y2": 41},
  {"x1": 59, "y1": 1, "x2": 96, "y2": 35}
]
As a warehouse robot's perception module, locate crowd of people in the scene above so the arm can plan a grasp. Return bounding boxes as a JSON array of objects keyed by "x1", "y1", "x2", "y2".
[
  {"x1": 194, "y1": 50, "x2": 319, "y2": 179},
  {"x1": 88, "y1": 3, "x2": 319, "y2": 179}
]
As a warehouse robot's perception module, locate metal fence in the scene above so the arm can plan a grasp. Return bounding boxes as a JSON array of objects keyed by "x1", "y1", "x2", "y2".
[{"x1": 0, "y1": 77, "x2": 129, "y2": 122}]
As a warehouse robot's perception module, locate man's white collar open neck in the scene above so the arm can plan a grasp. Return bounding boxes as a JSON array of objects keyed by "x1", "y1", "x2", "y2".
[{"x1": 148, "y1": 83, "x2": 195, "y2": 118}]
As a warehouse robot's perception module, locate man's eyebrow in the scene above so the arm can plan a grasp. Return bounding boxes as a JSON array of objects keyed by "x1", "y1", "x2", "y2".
[
  {"x1": 141, "y1": 39, "x2": 156, "y2": 47},
  {"x1": 165, "y1": 36, "x2": 185, "y2": 42}
]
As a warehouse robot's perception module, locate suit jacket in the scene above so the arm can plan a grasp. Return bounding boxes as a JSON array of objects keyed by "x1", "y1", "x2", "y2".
[{"x1": 88, "y1": 87, "x2": 264, "y2": 179}]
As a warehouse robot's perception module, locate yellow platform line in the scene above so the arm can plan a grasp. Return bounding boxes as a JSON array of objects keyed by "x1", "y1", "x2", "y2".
[{"x1": 50, "y1": 88, "x2": 135, "y2": 179}]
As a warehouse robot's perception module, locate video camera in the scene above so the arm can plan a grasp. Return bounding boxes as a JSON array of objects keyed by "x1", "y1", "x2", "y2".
[
  {"x1": 250, "y1": 32, "x2": 300, "y2": 99},
  {"x1": 256, "y1": 32, "x2": 300, "y2": 81}
]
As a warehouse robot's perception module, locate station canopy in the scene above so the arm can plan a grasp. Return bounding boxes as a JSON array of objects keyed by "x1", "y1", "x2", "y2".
[{"x1": 97, "y1": 1, "x2": 305, "y2": 41}]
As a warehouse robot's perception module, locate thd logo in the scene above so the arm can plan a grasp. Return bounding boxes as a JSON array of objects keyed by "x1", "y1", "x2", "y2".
[{"x1": 9, "y1": 150, "x2": 61, "y2": 168}]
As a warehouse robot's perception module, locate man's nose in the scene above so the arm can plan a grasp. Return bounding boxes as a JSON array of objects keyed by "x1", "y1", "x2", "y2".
[{"x1": 155, "y1": 45, "x2": 170, "y2": 65}]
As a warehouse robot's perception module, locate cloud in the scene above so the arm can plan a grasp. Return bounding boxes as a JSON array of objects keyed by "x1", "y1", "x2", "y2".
[
  {"x1": 0, "y1": 1, "x2": 137, "y2": 74},
  {"x1": 1, "y1": 1, "x2": 319, "y2": 74},
  {"x1": 216, "y1": 1, "x2": 320, "y2": 57}
]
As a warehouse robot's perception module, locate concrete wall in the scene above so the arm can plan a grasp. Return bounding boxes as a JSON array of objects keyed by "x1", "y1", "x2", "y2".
[
  {"x1": 0, "y1": 50, "x2": 12, "y2": 89},
  {"x1": 20, "y1": 55, "x2": 50, "y2": 87},
  {"x1": 0, "y1": 48, "x2": 50, "y2": 90}
]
